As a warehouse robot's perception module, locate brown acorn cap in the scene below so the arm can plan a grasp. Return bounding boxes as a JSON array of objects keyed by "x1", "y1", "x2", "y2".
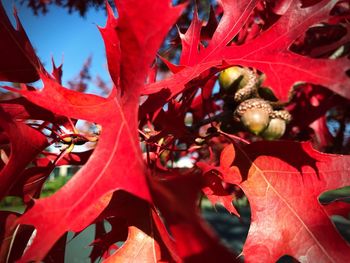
[
  {"x1": 234, "y1": 98, "x2": 273, "y2": 121},
  {"x1": 270, "y1": 110, "x2": 292, "y2": 123},
  {"x1": 234, "y1": 68, "x2": 258, "y2": 102}
]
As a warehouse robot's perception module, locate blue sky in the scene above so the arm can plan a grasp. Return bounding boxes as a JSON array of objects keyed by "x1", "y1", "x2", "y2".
[{"x1": 3, "y1": 1, "x2": 112, "y2": 91}]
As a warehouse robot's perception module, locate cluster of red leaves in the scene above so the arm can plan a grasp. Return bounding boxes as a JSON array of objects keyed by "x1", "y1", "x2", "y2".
[{"x1": 0, "y1": 0, "x2": 350, "y2": 262}]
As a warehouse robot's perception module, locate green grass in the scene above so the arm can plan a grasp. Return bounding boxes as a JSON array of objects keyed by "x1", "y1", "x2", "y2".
[{"x1": 41, "y1": 175, "x2": 71, "y2": 197}]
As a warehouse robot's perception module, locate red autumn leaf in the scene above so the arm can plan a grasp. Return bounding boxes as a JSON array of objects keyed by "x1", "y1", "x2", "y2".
[
  {"x1": 197, "y1": 144, "x2": 240, "y2": 216},
  {"x1": 0, "y1": 3, "x2": 40, "y2": 82},
  {"x1": 103, "y1": 226, "x2": 164, "y2": 263},
  {"x1": 10, "y1": 165, "x2": 53, "y2": 203},
  {"x1": 201, "y1": 171, "x2": 240, "y2": 217},
  {"x1": 44, "y1": 234, "x2": 68, "y2": 263},
  {"x1": 0, "y1": 109, "x2": 48, "y2": 200},
  {"x1": 90, "y1": 191, "x2": 179, "y2": 262},
  {"x1": 0, "y1": 211, "x2": 34, "y2": 262},
  {"x1": 89, "y1": 219, "x2": 126, "y2": 262},
  {"x1": 226, "y1": 141, "x2": 350, "y2": 262},
  {"x1": 51, "y1": 58, "x2": 63, "y2": 84},
  {"x1": 0, "y1": 212, "x2": 21, "y2": 261},
  {"x1": 8, "y1": 150, "x2": 91, "y2": 204},
  {"x1": 0, "y1": 1, "x2": 185, "y2": 261},
  {"x1": 0, "y1": 97, "x2": 56, "y2": 122},
  {"x1": 323, "y1": 201, "x2": 350, "y2": 218},
  {"x1": 190, "y1": 75, "x2": 220, "y2": 122},
  {"x1": 309, "y1": 116, "x2": 335, "y2": 151},
  {"x1": 150, "y1": 170, "x2": 238, "y2": 262},
  {"x1": 101, "y1": 1, "x2": 186, "y2": 93},
  {"x1": 288, "y1": 84, "x2": 347, "y2": 129},
  {"x1": 179, "y1": 7, "x2": 202, "y2": 66},
  {"x1": 144, "y1": 0, "x2": 350, "y2": 101},
  {"x1": 220, "y1": 144, "x2": 236, "y2": 169}
]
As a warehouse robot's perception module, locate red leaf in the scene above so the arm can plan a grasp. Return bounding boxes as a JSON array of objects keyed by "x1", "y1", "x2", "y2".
[
  {"x1": 89, "y1": 219, "x2": 126, "y2": 262},
  {"x1": 201, "y1": 6, "x2": 218, "y2": 41},
  {"x1": 51, "y1": 58, "x2": 63, "y2": 84},
  {"x1": 207, "y1": 0, "x2": 258, "y2": 51},
  {"x1": 0, "y1": 212, "x2": 34, "y2": 263},
  {"x1": 220, "y1": 144, "x2": 235, "y2": 169},
  {"x1": 104, "y1": 226, "x2": 162, "y2": 263},
  {"x1": 202, "y1": 172, "x2": 239, "y2": 217},
  {"x1": 0, "y1": 3, "x2": 41, "y2": 82},
  {"x1": 92, "y1": 192, "x2": 178, "y2": 262},
  {"x1": 7, "y1": 1, "x2": 186, "y2": 261},
  {"x1": 10, "y1": 165, "x2": 53, "y2": 203},
  {"x1": 100, "y1": 0, "x2": 186, "y2": 93},
  {"x1": 0, "y1": 109, "x2": 48, "y2": 200},
  {"x1": 179, "y1": 7, "x2": 202, "y2": 66},
  {"x1": 144, "y1": 0, "x2": 350, "y2": 101},
  {"x1": 229, "y1": 141, "x2": 350, "y2": 262},
  {"x1": 0, "y1": 97, "x2": 56, "y2": 122},
  {"x1": 198, "y1": 144, "x2": 240, "y2": 216},
  {"x1": 323, "y1": 201, "x2": 350, "y2": 218},
  {"x1": 0, "y1": 212, "x2": 20, "y2": 261},
  {"x1": 158, "y1": 55, "x2": 185, "y2": 74},
  {"x1": 150, "y1": 170, "x2": 238, "y2": 262}
]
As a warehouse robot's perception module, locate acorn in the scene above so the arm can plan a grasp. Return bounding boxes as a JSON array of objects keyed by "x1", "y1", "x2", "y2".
[
  {"x1": 262, "y1": 110, "x2": 292, "y2": 140},
  {"x1": 218, "y1": 66, "x2": 244, "y2": 90},
  {"x1": 235, "y1": 98, "x2": 273, "y2": 135}
]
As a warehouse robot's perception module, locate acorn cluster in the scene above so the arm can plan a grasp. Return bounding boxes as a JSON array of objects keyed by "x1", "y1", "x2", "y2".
[{"x1": 219, "y1": 66, "x2": 291, "y2": 140}]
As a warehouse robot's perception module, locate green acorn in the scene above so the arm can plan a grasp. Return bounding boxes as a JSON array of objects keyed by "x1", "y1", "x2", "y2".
[
  {"x1": 262, "y1": 110, "x2": 291, "y2": 140},
  {"x1": 235, "y1": 98, "x2": 273, "y2": 135},
  {"x1": 218, "y1": 66, "x2": 244, "y2": 90},
  {"x1": 219, "y1": 67, "x2": 258, "y2": 101}
]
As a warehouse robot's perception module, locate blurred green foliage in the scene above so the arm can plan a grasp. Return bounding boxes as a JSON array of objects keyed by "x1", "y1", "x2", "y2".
[{"x1": 41, "y1": 176, "x2": 70, "y2": 197}]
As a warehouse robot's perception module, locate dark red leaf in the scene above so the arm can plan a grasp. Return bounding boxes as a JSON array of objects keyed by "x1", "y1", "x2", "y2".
[
  {"x1": 150, "y1": 170, "x2": 238, "y2": 262},
  {"x1": 0, "y1": 109, "x2": 48, "y2": 200},
  {"x1": 0, "y1": 2, "x2": 41, "y2": 82},
  {"x1": 0, "y1": 211, "x2": 34, "y2": 263}
]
